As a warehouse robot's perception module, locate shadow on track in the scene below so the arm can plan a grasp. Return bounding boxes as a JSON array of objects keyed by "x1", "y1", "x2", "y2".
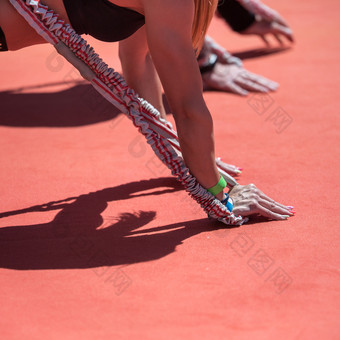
[
  {"x1": 0, "y1": 82, "x2": 121, "y2": 127},
  {"x1": 0, "y1": 177, "x2": 231, "y2": 270},
  {"x1": 232, "y1": 46, "x2": 291, "y2": 60}
]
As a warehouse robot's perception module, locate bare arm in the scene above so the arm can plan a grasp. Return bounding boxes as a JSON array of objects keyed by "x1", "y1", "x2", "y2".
[
  {"x1": 141, "y1": 0, "x2": 223, "y2": 199},
  {"x1": 119, "y1": 0, "x2": 293, "y2": 220},
  {"x1": 119, "y1": 27, "x2": 166, "y2": 119}
]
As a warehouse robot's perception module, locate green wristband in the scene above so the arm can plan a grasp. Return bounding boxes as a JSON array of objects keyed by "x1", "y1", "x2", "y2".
[{"x1": 207, "y1": 175, "x2": 227, "y2": 196}]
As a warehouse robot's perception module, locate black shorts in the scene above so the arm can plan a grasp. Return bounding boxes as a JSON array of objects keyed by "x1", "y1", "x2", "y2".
[{"x1": 0, "y1": 26, "x2": 8, "y2": 51}]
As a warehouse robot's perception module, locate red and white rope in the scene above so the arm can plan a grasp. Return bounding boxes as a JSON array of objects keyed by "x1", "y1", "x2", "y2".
[{"x1": 10, "y1": 0, "x2": 246, "y2": 225}]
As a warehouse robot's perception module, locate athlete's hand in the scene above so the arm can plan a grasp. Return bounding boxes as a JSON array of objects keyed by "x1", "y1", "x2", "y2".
[
  {"x1": 236, "y1": 0, "x2": 294, "y2": 45},
  {"x1": 202, "y1": 62, "x2": 278, "y2": 96},
  {"x1": 240, "y1": 18, "x2": 294, "y2": 46},
  {"x1": 228, "y1": 183, "x2": 294, "y2": 220},
  {"x1": 203, "y1": 36, "x2": 243, "y2": 67}
]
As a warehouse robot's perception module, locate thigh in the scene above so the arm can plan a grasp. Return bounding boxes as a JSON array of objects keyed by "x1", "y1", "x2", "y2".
[{"x1": 0, "y1": 0, "x2": 70, "y2": 51}]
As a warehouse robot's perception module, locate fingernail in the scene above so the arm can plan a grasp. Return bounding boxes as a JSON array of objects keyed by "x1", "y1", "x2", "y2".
[
  {"x1": 235, "y1": 170, "x2": 241, "y2": 174},
  {"x1": 289, "y1": 211, "x2": 296, "y2": 215},
  {"x1": 238, "y1": 167, "x2": 243, "y2": 171},
  {"x1": 287, "y1": 206, "x2": 294, "y2": 209},
  {"x1": 283, "y1": 215, "x2": 290, "y2": 219}
]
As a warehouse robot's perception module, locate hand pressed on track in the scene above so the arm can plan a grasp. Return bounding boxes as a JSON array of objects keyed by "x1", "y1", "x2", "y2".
[
  {"x1": 228, "y1": 184, "x2": 294, "y2": 220},
  {"x1": 202, "y1": 62, "x2": 278, "y2": 96},
  {"x1": 216, "y1": 157, "x2": 242, "y2": 176},
  {"x1": 241, "y1": 18, "x2": 294, "y2": 46}
]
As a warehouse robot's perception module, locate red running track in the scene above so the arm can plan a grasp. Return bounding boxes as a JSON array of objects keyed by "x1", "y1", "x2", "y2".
[{"x1": 0, "y1": 0, "x2": 339, "y2": 338}]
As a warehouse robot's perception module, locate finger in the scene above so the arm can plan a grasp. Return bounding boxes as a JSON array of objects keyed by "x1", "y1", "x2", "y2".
[
  {"x1": 272, "y1": 13, "x2": 289, "y2": 27},
  {"x1": 262, "y1": 8, "x2": 289, "y2": 28},
  {"x1": 288, "y1": 31, "x2": 295, "y2": 43},
  {"x1": 217, "y1": 163, "x2": 241, "y2": 175},
  {"x1": 243, "y1": 72, "x2": 279, "y2": 91},
  {"x1": 224, "y1": 81, "x2": 249, "y2": 96},
  {"x1": 280, "y1": 29, "x2": 295, "y2": 44},
  {"x1": 235, "y1": 76, "x2": 269, "y2": 93},
  {"x1": 234, "y1": 184, "x2": 294, "y2": 211},
  {"x1": 254, "y1": 203, "x2": 291, "y2": 220},
  {"x1": 272, "y1": 22, "x2": 295, "y2": 43},
  {"x1": 215, "y1": 158, "x2": 241, "y2": 170},
  {"x1": 247, "y1": 78, "x2": 278, "y2": 92},
  {"x1": 273, "y1": 33, "x2": 284, "y2": 46},
  {"x1": 202, "y1": 72, "x2": 247, "y2": 95},
  {"x1": 256, "y1": 190, "x2": 292, "y2": 210},
  {"x1": 232, "y1": 200, "x2": 290, "y2": 220},
  {"x1": 246, "y1": 187, "x2": 292, "y2": 211},
  {"x1": 258, "y1": 198, "x2": 293, "y2": 216},
  {"x1": 260, "y1": 34, "x2": 271, "y2": 47}
]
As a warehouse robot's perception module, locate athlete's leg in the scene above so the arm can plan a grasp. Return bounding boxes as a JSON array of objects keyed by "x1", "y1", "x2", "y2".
[
  {"x1": 0, "y1": 0, "x2": 70, "y2": 50},
  {"x1": 9, "y1": 0, "x2": 245, "y2": 225}
]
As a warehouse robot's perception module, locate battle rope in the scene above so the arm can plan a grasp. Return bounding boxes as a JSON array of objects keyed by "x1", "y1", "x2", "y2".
[{"x1": 10, "y1": 0, "x2": 247, "y2": 225}]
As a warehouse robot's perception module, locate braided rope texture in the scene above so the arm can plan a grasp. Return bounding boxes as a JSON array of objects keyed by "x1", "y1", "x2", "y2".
[{"x1": 10, "y1": 0, "x2": 246, "y2": 225}]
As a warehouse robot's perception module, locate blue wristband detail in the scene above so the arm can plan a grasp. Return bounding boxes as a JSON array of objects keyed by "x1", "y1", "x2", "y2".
[{"x1": 221, "y1": 193, "x2": 233, "y2": 212}]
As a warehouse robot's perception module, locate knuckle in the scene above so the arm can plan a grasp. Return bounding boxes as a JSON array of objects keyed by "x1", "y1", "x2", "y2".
[{"x1": 249, "y1": 200, "x2": 258, "y2": 209}]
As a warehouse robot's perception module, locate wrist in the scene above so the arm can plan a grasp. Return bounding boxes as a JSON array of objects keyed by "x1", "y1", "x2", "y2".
[
  {"x1": 216, "y1": 191, "x2": 225, "y2": 200},
  {"x1": 221, "y1": 193, "x2": 234, "y2": 212},
  {"x1": 207, "y1": 175, "x2": 226, "y2": 200},
  {"x1": 198, "y1": 53, "x2": 218, "y2": 74}
]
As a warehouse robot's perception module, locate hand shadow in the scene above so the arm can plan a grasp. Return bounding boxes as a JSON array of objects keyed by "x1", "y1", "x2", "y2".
[
  {"x1": 231, "y1": 46, "x2": 291, "y2": 61},
  {"x1": 0, "y1": 177, "x2": 229, "y2": 271}
]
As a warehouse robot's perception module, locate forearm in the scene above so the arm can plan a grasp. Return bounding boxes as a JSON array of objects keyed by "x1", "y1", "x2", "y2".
[
  {"x1": 174, "y1": 103, "x2": 223, "y2": 199},
  {"x1": 119, "y1": 30, "x2": 166, "y2": 119},
  {"x1": 142, "y1": 0, "x2": 226, "y2": 198}
]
